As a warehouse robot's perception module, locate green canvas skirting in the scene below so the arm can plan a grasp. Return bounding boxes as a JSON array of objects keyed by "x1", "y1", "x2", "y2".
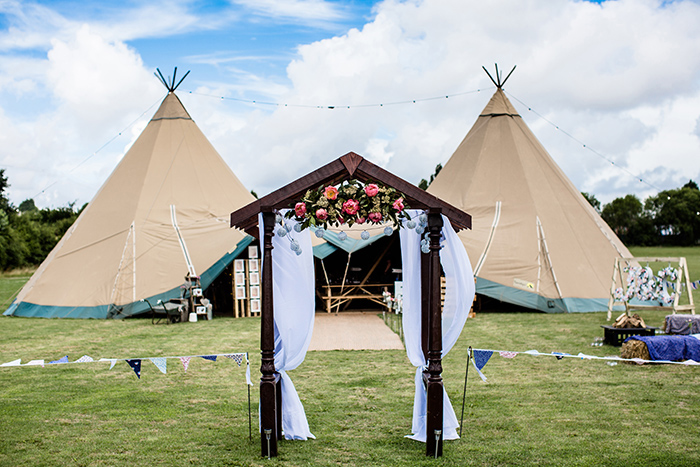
[
  {"x1": 4, "y1": 236, "x2": 253, "y2": 319},
  {"x1": 476, "y1": 276, "x2": 617, "y2": 313}
]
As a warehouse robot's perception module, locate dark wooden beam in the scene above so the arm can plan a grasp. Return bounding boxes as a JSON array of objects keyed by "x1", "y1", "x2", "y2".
[{"x1": 230, "y1": 152, "x2": 472, "y2": 234}]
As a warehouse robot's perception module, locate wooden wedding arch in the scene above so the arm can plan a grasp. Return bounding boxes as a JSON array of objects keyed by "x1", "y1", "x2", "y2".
[{"x1": 229, "y1": 152, "x2": 471, "y2": 458}]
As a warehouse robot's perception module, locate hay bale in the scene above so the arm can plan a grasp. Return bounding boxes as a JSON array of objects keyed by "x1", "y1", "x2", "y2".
[{"x1": 620, "y1": 339, "x2": 650, "y2": 361}]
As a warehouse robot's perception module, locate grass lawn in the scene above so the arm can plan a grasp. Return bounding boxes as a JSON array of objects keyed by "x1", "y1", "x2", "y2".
[{"x1": 1, "y1": 249, "x2": 699, "y2": 466}]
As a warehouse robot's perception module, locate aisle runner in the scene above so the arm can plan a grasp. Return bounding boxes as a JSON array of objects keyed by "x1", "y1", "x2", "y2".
[{"x1": 308, "y1": 312, "x2": 404, "y2": 351}]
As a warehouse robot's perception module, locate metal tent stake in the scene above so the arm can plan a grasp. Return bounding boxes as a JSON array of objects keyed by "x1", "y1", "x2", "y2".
[
  {"x1": 434, "y1": 430, "x2": 442, "y2": 459},
  {"x1": 459, "y1": 346, "x2": 471, "y2": 438},
  {"x1": 264, "y1": 429, "x2": 272, "y2": 459}
]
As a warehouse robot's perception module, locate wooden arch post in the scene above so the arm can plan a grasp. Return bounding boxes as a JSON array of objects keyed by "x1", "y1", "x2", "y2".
[
  {"x1": 425, "y1": 211, "x2": 444, "y2": 457},
  {"x1": 229, "y1": 152, "x2": 471, "y2": 458},
  {"x1": 260, "y1": 211, "x2": 282, "y2": 457}
]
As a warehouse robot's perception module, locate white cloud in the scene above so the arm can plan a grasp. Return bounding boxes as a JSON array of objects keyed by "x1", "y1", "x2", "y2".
[
  {"x1": 2, "y1": 0, "x2": 700, "y2": 211},
  {"x1": 233, "y1": 0, "x2": 348, "y2": 23},
  {"x1": 207, "y1": 0, "x2": 700, "y2": 205}
]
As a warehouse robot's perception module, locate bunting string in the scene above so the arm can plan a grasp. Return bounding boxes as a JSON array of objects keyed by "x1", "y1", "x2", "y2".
[
  {"x1": 0, "y1": 352, "x2": 252, "y2": 383},
  {"x1": 465, "y1": 346, "x2": 700, "y2": 383}
]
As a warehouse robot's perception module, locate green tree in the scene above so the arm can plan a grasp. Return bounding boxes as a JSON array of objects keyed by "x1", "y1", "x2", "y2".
[
  {"x1": 0, "y1": 172, "x2": 81, "y2": 270},
  {"x1": 601, "y1": 194, "x2": 655, "y2": 246},
  {"x1": 581, "y1": 192, "x2": 601, "y2": 213},
  {"x1": 645, "y1": 184, "x2": 700, "y2": 246},
  {"x1": 418, "y1": 163, "x2": 442, "y2": 190},
  {"x1": 18, "y1": 199, "x2": 37, "y2": 213}
]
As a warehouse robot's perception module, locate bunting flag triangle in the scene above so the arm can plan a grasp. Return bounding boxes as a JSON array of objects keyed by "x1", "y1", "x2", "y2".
[
  {"x1": 27, "y1": 360, "x2": 45, "y2": 367},
  {"x1": 150, "y1": 358, "x2": 167, "y2": 374},
  {"x1": 126, "y1": 359, "x2": 142, "y2": 379},
  {"x1": 201, "y1": 355, "x2": 217, "y2": 362},
  {"x1": 224, "y1": 353, "x2": 245, "y2": 366},
  {"x1": 49, "y1": 356, "x2": 69, "y2": 364},
  {"x1": 472, "y1": 350, "x2": 493, "y2": 382},
  {"x1": 1, "y1": 359, "x2": 21, "y2": 367},
  {"x1": 75, "y1": 355, "x2": 94, "y2": 363},
  {"x1": 473, "y1": 350, "x2": 493, "y2": 370},
  {"x1": 499, "y1": 351, "x2": 517, "y2": 359},
  {"x1": 99, "y1": 358, "x2": 118, "y2": 369},
  {"x1": 551, "y1": 352, "x2": 571, "y2": 361},
  {"x1": 180, "y1": 356, "x2": 191, "y2": 373}
]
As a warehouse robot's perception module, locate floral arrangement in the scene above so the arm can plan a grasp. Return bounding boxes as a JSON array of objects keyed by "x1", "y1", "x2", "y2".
[{"x1": 285, "y1": 179, "x2": 411, "y2": 231}]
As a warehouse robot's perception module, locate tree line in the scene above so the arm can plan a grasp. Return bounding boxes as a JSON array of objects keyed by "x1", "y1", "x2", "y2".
[
  {"x1": 0, "y1": 167, "x2": 697, "y2": 271},
  {"x1": 583, "y1": 180, "x2": 700, "y2": 246},
  {"x1": 0, "y1": 169, "x2": 82, "y2": 270},
  {"x1": 420, "y1": 163, "x2": 700, "y2": 248}
]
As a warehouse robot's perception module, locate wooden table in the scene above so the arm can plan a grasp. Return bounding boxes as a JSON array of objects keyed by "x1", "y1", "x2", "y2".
[{"x1": 321, "y1": 283, "x2": 392, "y2": 313}]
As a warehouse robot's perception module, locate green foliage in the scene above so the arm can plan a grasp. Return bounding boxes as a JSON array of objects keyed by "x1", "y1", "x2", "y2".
[
  {"x1": 418, "y1": 163, "x2": 442, "y2": 190},
  {"x1": 601, "y1": 194, "x2": 656, "y2": 246},
  {"x1": 0, "y1": 171, "x2": 80, "y2": 270},
  {"x1": 599, "y1": 179, "x2": 700, "y2": 247},
  {"x1": 581, "y1": 192, "x2": 601, "y2": 213},
  {"x1": 17, "y1": 199, "x2": 36, "y2": 213},
  {"x1": 645, "y1": 185, "x2": 700, "y2": 246}
]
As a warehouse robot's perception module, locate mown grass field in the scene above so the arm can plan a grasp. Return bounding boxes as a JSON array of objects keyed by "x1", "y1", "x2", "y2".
[{"x1": 1, "y1": 247, "x2": 699, "y2": 466}]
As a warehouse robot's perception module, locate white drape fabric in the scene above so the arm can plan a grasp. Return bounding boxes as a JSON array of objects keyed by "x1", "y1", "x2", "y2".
[
  {"x1": 259, "y1": 213, "x2": 316, "y2": 440},
  {"x1": 399, "y1": 211, "x2": 475, "y2": 442}
]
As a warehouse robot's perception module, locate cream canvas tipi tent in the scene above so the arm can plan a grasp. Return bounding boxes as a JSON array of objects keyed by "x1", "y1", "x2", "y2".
[
  {"x1": 427, "y1": 80, "x2": 631, "y2": 312},
  {"x1": 5, "y1": 75, "x2": 255, "y2": 318}
]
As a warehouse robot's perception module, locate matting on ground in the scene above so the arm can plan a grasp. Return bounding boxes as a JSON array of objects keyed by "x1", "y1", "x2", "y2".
[{"x1": 308, "y1": 312, "x2": 404, "y2": 351}]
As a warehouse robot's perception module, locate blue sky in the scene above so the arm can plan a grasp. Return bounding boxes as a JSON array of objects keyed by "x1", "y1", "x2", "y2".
[{"x1": 0, "y1": 0, "x2": 699, "y2": 208}]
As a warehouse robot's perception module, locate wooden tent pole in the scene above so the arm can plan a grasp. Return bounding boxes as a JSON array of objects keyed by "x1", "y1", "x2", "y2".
[
  {"x1": 425, "y1": 212, "x2": 444, "y2": 457},
  {"x1": 260, "y1": 211, "x2": 280, "y2": 457}
]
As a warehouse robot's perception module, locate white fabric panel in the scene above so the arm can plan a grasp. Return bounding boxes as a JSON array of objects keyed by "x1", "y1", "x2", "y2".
[
  {"x1": 400, "y1": 212, "x2": 474, "y2": 442},
  {"x1": 440, "y1": 216, "x2": 475, "y2": 355},
  {"x1": 259, "y1": 213, "x2": 316, "y2": 440},
  {"x1": 400, "y1": 210, "x2": 424, "y2": 368}
]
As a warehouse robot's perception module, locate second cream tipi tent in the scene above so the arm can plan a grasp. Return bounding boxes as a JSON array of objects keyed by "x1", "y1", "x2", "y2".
[
  {"x1": 428, "y1": 75, "x2": 631, "y2": 312},
  {"x1": 5, "y1": 71, "x2": 255, "y2": 318}
]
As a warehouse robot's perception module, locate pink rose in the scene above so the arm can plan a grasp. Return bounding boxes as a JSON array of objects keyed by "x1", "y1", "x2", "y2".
[
  {"x1": 356, "y1": 216, "x2": 366, "y2": 224},
  {"x1": 392, "y1": 197, "x2": 404, "y2": 212},
  {"x1": 342, "y1": 199, "x2": 360, "y2": 216},
  {"x1": 364, "y1": 184, "x2": 379, "y2": 197},
  {"x1": 316, "y1": 208, "x2": 328, "y2": 220},
  {"x1": 324, "y1": 186, "x2": 338, "y2": 200},
  {"x1": 294, "y1": 202, "x2": 307, "y2": 218},
  {"x1": 368, "y1": 212, "x2": 383, "y2": 223}
]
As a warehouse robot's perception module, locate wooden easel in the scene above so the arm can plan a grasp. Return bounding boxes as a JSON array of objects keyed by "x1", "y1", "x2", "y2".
[{"x1": 607, "y1": 256, "x2": 695, "y2": 321}]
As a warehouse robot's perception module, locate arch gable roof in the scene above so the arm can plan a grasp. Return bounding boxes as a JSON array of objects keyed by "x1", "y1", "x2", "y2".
[{"x1": 230, "y1": 152, "x2": 471, "y2": 236}]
